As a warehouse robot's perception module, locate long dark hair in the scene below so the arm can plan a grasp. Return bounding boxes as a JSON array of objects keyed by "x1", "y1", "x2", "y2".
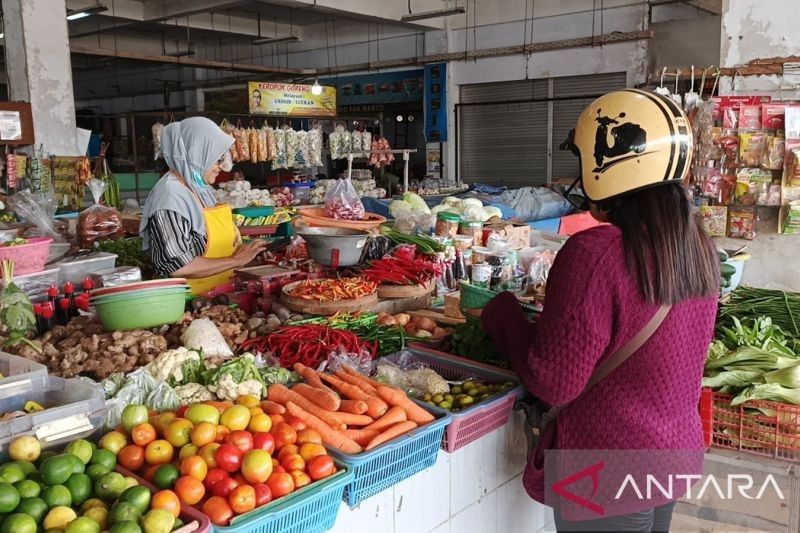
[{"x1": 606, "y1": 183, "x2": 718, "y2": 305}]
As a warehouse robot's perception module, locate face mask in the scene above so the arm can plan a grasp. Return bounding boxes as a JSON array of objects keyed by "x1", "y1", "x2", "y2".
[{"x1": 191, "y1": 170, "x2": 207, "y2": 188}]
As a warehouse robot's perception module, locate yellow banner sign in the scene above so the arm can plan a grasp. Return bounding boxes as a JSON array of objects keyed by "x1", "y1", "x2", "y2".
[{"x1": 248, "y1": 82, "x2": 336, "y2": 117}]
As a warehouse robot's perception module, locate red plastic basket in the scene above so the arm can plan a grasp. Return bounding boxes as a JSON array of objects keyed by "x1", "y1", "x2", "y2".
[
  {"x1": 390, "y1": 346, "x2": 523, "y2": 453},
  {"x1": 699, "y1": 388, "x2": 800, "y2": 461}
]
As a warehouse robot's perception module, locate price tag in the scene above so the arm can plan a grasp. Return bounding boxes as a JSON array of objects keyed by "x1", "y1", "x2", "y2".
[{"x1": 36, "y1": 414, "x2": 93, "y2": 442}]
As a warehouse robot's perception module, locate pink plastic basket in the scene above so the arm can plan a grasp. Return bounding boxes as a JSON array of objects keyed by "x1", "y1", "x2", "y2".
[
  {"x1": 0, "y1": 237, "x2": 52, "y2": 275},
  {"x1": 390, "y1": 346, "x2": 523, "y2": 453}
]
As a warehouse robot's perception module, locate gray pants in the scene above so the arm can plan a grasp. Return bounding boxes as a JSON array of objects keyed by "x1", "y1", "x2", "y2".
[{"x1": 555, "y1": 502, "x2": 676, "y2": 533}]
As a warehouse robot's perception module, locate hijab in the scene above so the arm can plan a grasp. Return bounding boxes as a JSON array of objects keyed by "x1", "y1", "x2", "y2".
[{"x1": 139, "y1": 117, "x2": 234, "y2": 250}]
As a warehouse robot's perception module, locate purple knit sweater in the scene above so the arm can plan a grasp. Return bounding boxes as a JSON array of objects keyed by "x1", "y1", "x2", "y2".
[{"x1": 482, "y1": 225, "x2": 717, "y2": 505}]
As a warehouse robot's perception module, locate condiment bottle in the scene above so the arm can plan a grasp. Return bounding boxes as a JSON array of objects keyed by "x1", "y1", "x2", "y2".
[
  {"x1": 63, "y1": 281, "x2": 77, "y2": 319},
  {"x1": 82, "y1": 277, "x2": 94, "y2": 295},
  {"x1": 47, "y1": 284, "x2": 59, "y2": 310},
  {"x1": 33, "y1": 303, "x2": 43, "y2": 335},
  {"x1": 453, "y1": 250, "x2": 468, "y2": 283},
  {"x1": 58, "y1": 298, "x2": 71, "y2": 326},
  {"x1": 41, "y1": 303, "x2": 55, "y2": 333}
]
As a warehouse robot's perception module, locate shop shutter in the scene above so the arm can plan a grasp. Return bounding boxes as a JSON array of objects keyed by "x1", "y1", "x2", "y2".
[
  {"x1": 459, "y1": 80, "x2": 549, "y2": 188},
  {"x1": 551, "y1": 72, "x2": 627, "y2": 181}
]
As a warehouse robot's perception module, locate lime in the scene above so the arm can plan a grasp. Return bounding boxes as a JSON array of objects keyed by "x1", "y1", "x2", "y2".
[
  {"x1": 0, "y1": 484, "x2": 20, "y2": 514},
  {"x1": 142, "y1": 509, "x2": 174, "y2": 533},
  {"x1": 8, "y1": 437, "x2": 41, "y2": 463},
  {"x1": 118, "y1": 486, "x2": 150, "y2": 515},
  {"x1": 40, "y1": 455, "x2": 74, "y2": 486},
  {"x1": 0, "y1": 464, "x2": 26, "y2": 484},
  {"x1": 0, "y1": 512, "x2": 36, "y2": 533},
  {"x1": 65, "y1": 516, "x2": 101, "y2": 533},
  {"x1": 42, "y1": 485, "x2": 71, "y2": 507},
  {"x1": 63, "y1": 454, "x2": 85, "y2": 475},
  {"x1": 36, "y1": 450, "x2": 56, "y2": 468},
  {"x1": 64, "y1": 474, "x2": 92, "y2": 506},
  {"x1": 15, "y1": 497, "x2": 47, "y2": 524},
  {"x1": 173, "y1": 517, "x2": 184, "y2": 529},
  {"x1": 152, "y1": 465, "x2": 179, "y2": 490},
  {"x1": 108, "y1": 502, "x2": 141, "y2": 526},
  {"x1": 94, "y1": 472, "x2": 127, "y2": 502},
  {"x1": 82, "y1": 507, "x2": 108, "y2": 530},
  {"x1": 13, "y1": 480, "x2": 40, "y2": 499},
  {"x1": 80, "y1": 498, "x2": 107, "y2": 513},
  {"x1": 89, "y1": 450, "x2": 116, "y2": 472},
  {"x1": 85, "y1": 465, "x2": 110, "y2": 482},
  {"x1": 11, "y1": 462, "x2": 36, "y2": 477},
  {"x1": 43, "y1": 506, "x2": 77, "y2": 530},
  {"x1": 110, "y1": 520, "x2": 142, "y2": 533},
  {"x1": 65, "y1": 440, "x2": 93, "y2": 465}
]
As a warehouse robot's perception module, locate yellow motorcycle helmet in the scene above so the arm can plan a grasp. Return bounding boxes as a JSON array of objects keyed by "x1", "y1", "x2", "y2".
[{"x1": 564, "y1": 89, "x2": 693, "y2": 205}]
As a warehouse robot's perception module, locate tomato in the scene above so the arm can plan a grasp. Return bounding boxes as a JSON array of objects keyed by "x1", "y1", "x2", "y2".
[
  {"x1": 220, "y1": 405, "x2": 251, "y2": 431},
  {"x1": 179, "y1": 444, "x2": 199, "y2": 461},
  {"x1": 175, "y1": 475, "x2": 206, "y2": 505},
  {"x1": 289, "y1": 470, "x2": 311, "y2": 489},
  {"x1": 142, "y1": 464, "x2": 161, "y2": 483},
  {"x1": 145, "y1": 440, "x2": 175, "y2": 465},
  {"x1": 270, "y1": 423, "x2": 297, "y2": 449},
  {"x1": 225, "y1": 430, "x2": 254, "y2": 454},
  {"x1": 131, "y1": 423, "x2": 157, "y2": 446},
  {"x1": 204, "y1": 467, "x2": 229, "y2": 491},
  {"x1": 248, "y1": 413, "x2": 272, "y2": 433},
  {"x1": 199, "y1": 442, "x2": 221, "y2": 468},
  {"x1": 269, "y1": 414, "x2": 285, "y2": 427},
  {"x1": 266, "y1": 472, "x2": 294, "y2": 499},
  {"x1": 175, "y1": 405, "x2": 188, "y2": 419},
  {"x1": 280, "y1": 453, "x2": 305, "y2": 473},
  {"x1": 283, "y1": 415, "x2": 306, "y2": 432},
  {"x1": 181, "y1": 455, "x2": 208, "y2": 482},
  {"x1": 277, "y1": 444, "x2": 299, "y2": 462},
  {"x1": 118, "y1": 444, "x2": 146, "y2": 471},
  {"x1": 296, "y1": 428, "x2": 323, "y2": 445},
  {"x1": 232, "y1": 473, "x2": 247, "y2": 486},
  {"x1": 215, "y1": 444, "x2": 243, "y2": 473},
  {"x1": 237, "y1": 394, "x2": 261, "y2": 408},
  {"x1": 272, "y1": 465, "x2": 286, "y2": 474},
  {"x1": 191, "y1": 422, "x2": 217, "y2": 447},
  {"x1": 164, "y1": 418, "x2": 194, "y2": 448},
  {"x1": 152, "y1": 412, "x2": 177, "y2": 434},
  {"x1": 299, "y1": 443, "x2": 327, "y2": 463},
  {"x1": 204, "y1": 400, "x2": 234, "y2": 413},
  {"x1": 306, "y1": 455, "x2": 336, "y2": 481},
  {"x1": 241, "y1": 449, "x2": 273, "y2": 484},
  {"x1": 215, "y1": 425, "x2": 231, "y2": 444},
  {"x1": 252, "y1": 432, "x2": 275, "y2": 454},
  {"x1": 203, "y1": 496, "x2": 234, "y2": 526},
  {"x1": 211, "y1": 476, "x2": 240, "y2": 499},
  {"x1": 252, "y1": 483, "x2": 272, "y2": 507},
  {"x1": 151, "y1": 489, "x2": 181, "y2": 518},
  {"x1": 228, "y1": 484, "x2": 256, "y2": 515},
  {"x1": 249, "y1": 406, "x2": 265, "y2": 417}
]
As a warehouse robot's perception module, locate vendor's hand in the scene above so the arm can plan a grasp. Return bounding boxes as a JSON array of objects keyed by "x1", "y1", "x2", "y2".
[
  {"x1": 465, "y1": 308, "x2": 483, "y2": 318},
  {"x1": 233, "y1": 240, "x2": 268, "y2": 266}
]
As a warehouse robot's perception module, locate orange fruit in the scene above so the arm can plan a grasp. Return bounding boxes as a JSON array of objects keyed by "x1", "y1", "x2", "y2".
[
  {"x1": 145, "y1": 440, "x2": 174, "y2": 465},
  {"x1": 131, "y1": 423, "x2": 156, "y2": 447},
  {"x1": 237, "y1": 395, "x2": 260, "y2": 408},
  {"x1": 219, "y1": 405, "x2": 251, "y2": 431},
  {"x1": 164, "y1": 418, "x2": 194, "y2": 448},
  {"x1": 118, "y1": 444, "x2": 146, "y2": 471},
  {"x1": 191, "y1": 422, "x2": 217, "y2": 447},
  {"x1": 181, "y1": 455, "x2": 208, "y2": 482},
  {"x1": 198, "y1": 443, "x2": 221, "y2": 468},
  {"x1": 175, "y1": 475, "x2": 206, "y2": 505},
  {"x1": 248, "y1": 413, "x2": 272, "y2": 433},
  {"x1": 179, "y1": 444, "x2": 199, "y2": 461},
  {"x1": 151, "y1": 489, "x2": 181, "y2": 518}
]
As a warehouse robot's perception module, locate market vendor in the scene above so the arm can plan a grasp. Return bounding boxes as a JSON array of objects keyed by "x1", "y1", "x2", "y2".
[
  {"x1": 139, "y1": 117, "x2": 266, "y2": 295},
  {"x1": 476, "y1": 90, "x2": 719, "y2": 532}
]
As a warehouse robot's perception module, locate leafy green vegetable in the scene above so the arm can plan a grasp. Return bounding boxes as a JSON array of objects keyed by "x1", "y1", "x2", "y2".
[
  {"x1": 0, "y1": 260, "x2": 40, "y2": 352},
  {"x1": 203, "y1": 353, "x2": 265, "y2": 387},
  {"x1": 260, "y1": 366, "x2": 298, "y2": 386},
  {"x1": 732, "y1": 383, "x2": 800, "y2": 406},
  {"x1": 720, "y1": 287, "x2": 800, "y2": 337},
  {"x1": 763, "y1": 364, "x2": 800, "y2": 388},
  {"x1": 96, "y1": 238, "x2": 153, "y2": 278},
  {"x1": 451, "y1": 316, "x2": 508, "y2": 368},
  {"x1": 705, "y1": 346, "x2": 800, "y2": 372},
  {"x1": 702, "y1": 370, "x2": 764, "y2": 389}
]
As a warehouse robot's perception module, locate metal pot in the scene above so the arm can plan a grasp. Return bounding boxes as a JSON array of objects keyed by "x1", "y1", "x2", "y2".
[{"x1": 296, "y1": 227, "x2": 369, "y2": 267}]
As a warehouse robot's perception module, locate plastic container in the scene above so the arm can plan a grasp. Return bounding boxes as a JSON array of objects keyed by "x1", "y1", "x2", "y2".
[
  {"x1": 435, "y1": 211, "x2": 461, "y2": 238},
  {"x1": 459, "y1": 220, "x2": 484, "y2": 247},
  {"x1": 54, "y1": 252, "x2": 117, "y2": 286},
  {"x1": 284, "y1": 182, "x2": 314, "y2": 204},
  {"x1": 329, "y1": 407, "x2": 450, "y2": 507},
  {"x1": 0, "y1": 376, "x2": 106, "y2": 458},
  {"x1": 387, "y1": 348, "x2": 523, "y2": 452},
  {"x1": 0, "y1": 237, "x2": 52, "y2": 275},
  {"x1": 298, "y1": 207, "x2": 386, "y2": 230},
  {"x1": 93, "y1": 287, "x2": 187, "y2": 330},
  {"x1": 0, "y1": 351, "x2": 48, "y2": 397},
  {"x1": 233, "y1": 206, "x2": 275, "y2": 218},
  {"x1": 699, "y1": 388, "x2": 800, "y2": 461},
  {"x1": 6, "y1": 266, "x2": 60, "y2": 303}
]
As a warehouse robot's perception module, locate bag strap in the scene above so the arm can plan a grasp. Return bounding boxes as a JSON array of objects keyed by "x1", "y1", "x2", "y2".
[{"x1": 542, "y1": 304, "x2": 671, "y2": 425}]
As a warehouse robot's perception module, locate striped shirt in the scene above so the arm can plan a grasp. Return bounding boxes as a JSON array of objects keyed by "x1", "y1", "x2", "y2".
[{"x1": 146, "y1": 210, "x2": 207, "y2": 277}]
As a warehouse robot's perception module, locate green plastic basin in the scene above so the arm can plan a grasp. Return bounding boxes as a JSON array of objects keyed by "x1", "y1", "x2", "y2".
[
  {"x1": 94, "y1": 289, "x2": 187, "y2": 330},
  {"x1": 90, "y1": 286, "x2": 188, "y2": 304}
]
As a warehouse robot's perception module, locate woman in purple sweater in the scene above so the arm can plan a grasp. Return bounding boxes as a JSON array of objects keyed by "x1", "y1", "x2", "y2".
[{"x1": 479, "y1": 90, "x2": 719, "y2": 532}]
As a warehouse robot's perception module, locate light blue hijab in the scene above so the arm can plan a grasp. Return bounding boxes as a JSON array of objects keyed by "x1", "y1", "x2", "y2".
[{"x1": 139, "y1": 117, "x2": 233, "y2": 250}]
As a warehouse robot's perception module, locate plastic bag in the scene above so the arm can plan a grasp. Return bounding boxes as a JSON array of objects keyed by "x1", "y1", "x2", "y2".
[
  {"x1": 359, "y1": 235, "x2": 391, "y2": 262},
  {"x1": 90, "y1": 266, "x2": 142, "y2": 288},
  {"x1": 103, "y1": 368, "x2": 179, "y2": 429},
  {"x1": 699, "y1": 206, "x2": 727, "y2": 237},
  {"x1": 321, "y1": 346, "x2": 373, "y2": 375},
  {"x1": 181, "y1": 318, "x2": 234, "y2": 357},
  {"x1": 6, "y1": 189, "x2": 65, "y2": 241},
  {"x1": 728, "y1": 207, "x2": 757, "y2": 240},
  {"x1": 374, "y1": 353, "x2": 451, "y2": 397},
  {"x1": 324, "y1": 178, "x2": 365, "y2": 220},
  {"x1": 78, "y1": 179, "x2": 124, "y2": 249}
]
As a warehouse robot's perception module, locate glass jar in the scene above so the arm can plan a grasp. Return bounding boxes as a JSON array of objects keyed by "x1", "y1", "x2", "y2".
[
  {"x1": 459, "y1": 220, "x2": 484, "y2": 247},
  {"x1": 435, "y1": 212, "x2": 461, "y2": 239}
]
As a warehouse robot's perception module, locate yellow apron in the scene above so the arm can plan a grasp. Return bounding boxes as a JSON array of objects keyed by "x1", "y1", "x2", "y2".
[{"x1": 187, "y1": 203, "x2": 238, "y2": 295}]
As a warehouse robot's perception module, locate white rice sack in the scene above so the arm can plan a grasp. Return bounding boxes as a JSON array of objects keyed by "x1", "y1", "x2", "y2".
[{"x1": 181, "y1": 318, "x2": 233, "y2": 358}]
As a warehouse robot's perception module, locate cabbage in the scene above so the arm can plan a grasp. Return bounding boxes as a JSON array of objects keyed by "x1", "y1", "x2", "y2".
[
  {"x1": 482, "y1": 206, "x2": 503, "y2": 221},
  {"x1": 462, "y1": 206, "x2": 485, "y2": 222},
  {"x1": 389, "y1": 200, "x2": 413, "y2": 218},
  {"x1": 402, "y1": 192, "x2": 431, "y2": 214},
  {"x1": 443, "y1": 197, "x2": 461, "y2": 207},
  {"x1": 430, "y1": 205, "x2": 448, "y2": 218},
  {"x1": 460, "y1": 198, "x2": 483, "y2": 209}
]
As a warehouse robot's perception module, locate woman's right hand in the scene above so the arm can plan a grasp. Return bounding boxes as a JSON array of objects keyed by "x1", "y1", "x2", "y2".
[{"x1": 233, "y1": 240, "x2": 268, "y2": 266}]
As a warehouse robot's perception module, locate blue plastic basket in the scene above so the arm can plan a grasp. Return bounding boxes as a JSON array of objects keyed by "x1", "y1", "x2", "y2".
[{"x1": 328, "y1": 409, "x2": 451, "y2": 507}]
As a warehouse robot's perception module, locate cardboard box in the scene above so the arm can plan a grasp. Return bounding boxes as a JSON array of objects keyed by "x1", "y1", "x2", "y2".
[
  {"x1": 444, "y1": 291, "x2": 465, "y2": 319},
  {"x1": 482, "y1": 222, "x2": 531, "y2": 249}
]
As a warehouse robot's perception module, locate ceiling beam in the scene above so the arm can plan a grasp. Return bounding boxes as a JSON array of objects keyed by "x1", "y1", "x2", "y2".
[{"x1": 253, "y1": 0, "x2": 447, "y2": 29}]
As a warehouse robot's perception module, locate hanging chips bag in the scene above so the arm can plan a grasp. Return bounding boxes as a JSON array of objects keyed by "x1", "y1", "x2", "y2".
[
  {"x1": 699, "y1": 205, "x2": 727, "y2": 237},
  {"x1": 727, "y1": 207, "x2": 757, "y2": 240},
  {"x1": 738, "y1": 130, "x2": 766, "y2": 167}
]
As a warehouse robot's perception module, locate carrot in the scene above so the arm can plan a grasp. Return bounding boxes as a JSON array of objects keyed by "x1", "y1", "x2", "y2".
[
  {"x1": 333, "y1": 412, "x2": 374, "y2": 427},
  {"x1": 319, "y1": 374, "x2": 388, "y2": 419},
  {"x1": 293, "y1": 363, "x2": 340, "y2": 398},
  {"x1": 342, "y1": 365, "x2": 388, "y2": 391},
  {"x1": 334, "y1": 369, "x2": 378, "y2": 396},
  {"x1": 338, "y1": 399, "x2": 368, "y2": 415},
  {"x1": 285, "y1": 402, "x2": 362, "y2": 454},
  {"x1": 267, "y1": 384, "x2": 345, "y2": 430},
  {"x1": 260, "y1": 400, "x2": 285, "y2": 415},
  {"x1": 364, "y1": 406, "x2": 407, "y2": 433},
  {"x1": 343, "y1": 428, "x2": 380, "y2": 447},
  {"x1": 365, "y1": 421, "x2": 418, "y2": 450},
  {"x1": 292, "y1": 383, "x2": 340, "y2": 412},
  {"x1": 376, "y1": 385, "x2": 435, "y2": 425}
]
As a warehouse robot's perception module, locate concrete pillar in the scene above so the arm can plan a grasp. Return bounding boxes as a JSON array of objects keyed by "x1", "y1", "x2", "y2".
[{"x1": 2, "y1": 0, "x2": 79, "y2": 155}]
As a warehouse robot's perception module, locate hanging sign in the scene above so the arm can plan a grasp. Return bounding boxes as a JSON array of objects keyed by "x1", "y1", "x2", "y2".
[
  {"x1": 424, "y1": 63, "x2": 447, "y2": 142},
  {"x1": 248, "y1": 82, "x2": 336, "y2": 117}
]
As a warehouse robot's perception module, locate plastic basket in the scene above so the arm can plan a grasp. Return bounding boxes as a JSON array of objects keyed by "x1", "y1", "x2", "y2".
[
  {"x1": 699, "y1": 388, "x2": 800, "y2": 461},
  {"x1": 458, "y1": 282, "x2": 538, "y2": 313},
  {"x1": 0, "y1": 351, "x2": 47, "y2": 397},
  {"x1": 390, "y1": 347, "x2": 523, "y2": 452},
  {"x1": 329, "y1": 407, "x2": 450, "y2": 507},
  {"x1": 0, "y1": 237, "x2": 52, "y2": 275}
]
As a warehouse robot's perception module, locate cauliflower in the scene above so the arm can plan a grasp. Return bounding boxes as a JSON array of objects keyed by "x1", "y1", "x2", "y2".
[
  {"x1": 209, "y1": 374, "x2": 265, "y2": 401},
  {"x1": 146, "y1": 347, "x2": 201, "y2": 383},
  {"x1": 174, "y1": 383, "x2": 214, "y2": 405}
]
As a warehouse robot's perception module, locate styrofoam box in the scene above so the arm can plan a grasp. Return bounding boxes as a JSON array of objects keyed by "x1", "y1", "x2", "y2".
[{"x1": 54, "y1": 252, "x2": 117, "y2": 286}]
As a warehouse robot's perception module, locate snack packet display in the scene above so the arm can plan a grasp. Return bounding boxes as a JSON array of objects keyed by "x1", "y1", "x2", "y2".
[
  {"x1": 738, "y1": 130, "x2": 767, "y2": 167},
  {"x1": 762, "y1": 132, "x2": 785, "y2": 170},
  {"x1": 699, "y1": 205, "x2": 727, "y2": 237},
  {"x1": 783, "y1": 139, "x2": 800, "y2": 187},
  {"x1": 786, "y1": 105, "x2": 800, "y2": 140},
  {"x1": 697, "y1": 166, "x2": 723, "y2": 199},
  {"x1": 728, "y1": 207, "x2": 757, "y2": 240},
  {"x1": 738, "y1": 105, "x2": 762, "y2": 129},
  {"x1": 783, "y1": 201, "x2": 800, "y2": 234},
  {"x1": 762, "y1": 103, "x2": 787, "y2": 130}
]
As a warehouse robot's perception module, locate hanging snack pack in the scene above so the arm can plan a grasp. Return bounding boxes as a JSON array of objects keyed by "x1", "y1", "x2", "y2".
[
  {"x1": 728, "y1": 207, "x2": 757, "y2": 240},
  {"x1": 700, "y1": 206, "x2": 727, "y2": 237},
  {"x1": 763, "y1": 132, "x2": 785, "y2": 170},
  {"x1": 738, "y1": 130, "x2": 766, "y2": 167},
  {"x1": 324, "y1": 177, "x2": 365, "y2": 220},
  {"x1": 78, "y1": 178, "x2": 124, "y2": 248},
  {"x1": 762, "y1": 103, "x2": 787, "y2": 130}
]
